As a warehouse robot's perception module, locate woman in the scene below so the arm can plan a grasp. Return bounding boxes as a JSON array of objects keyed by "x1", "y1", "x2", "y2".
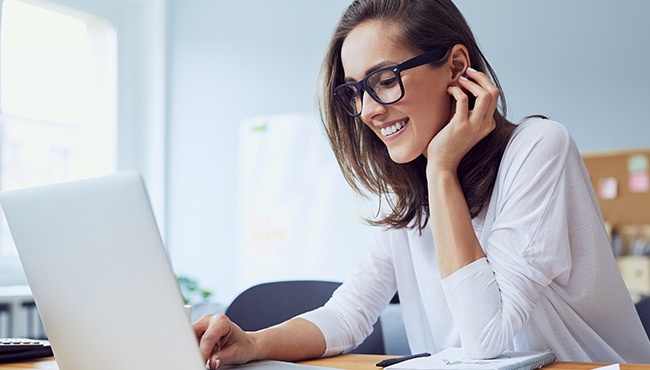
[{"x1": 193, "y1": 0, "x2": 650, "y2": 367}]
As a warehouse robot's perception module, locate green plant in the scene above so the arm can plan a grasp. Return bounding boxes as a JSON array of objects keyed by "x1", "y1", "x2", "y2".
[{"x1": 177, "y1": 275, "x2": 213, "y2": 305}]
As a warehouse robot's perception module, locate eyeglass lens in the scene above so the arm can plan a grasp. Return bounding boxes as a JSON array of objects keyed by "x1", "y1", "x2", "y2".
[{"x1": 337, "y1": 68, "x2": 403, "y2": 116}]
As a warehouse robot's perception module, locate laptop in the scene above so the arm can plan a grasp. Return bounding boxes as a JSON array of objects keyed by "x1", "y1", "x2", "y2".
[{"x1": 0, "y1": 172, "x2": 205, "y2": 370}]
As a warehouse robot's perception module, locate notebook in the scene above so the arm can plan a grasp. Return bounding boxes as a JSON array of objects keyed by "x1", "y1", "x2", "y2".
[
  {"x1": 0, "y1": 172, "x2": 205, "y2": 370},
  {"x1": 386, "y1": 347, "x2": 556, "y2": 370}
]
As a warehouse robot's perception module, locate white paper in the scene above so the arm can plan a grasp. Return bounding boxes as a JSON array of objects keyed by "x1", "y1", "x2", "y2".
[
  {"x1": 387, "y1": 347, "x2": 555, "y2": 370},
  {"x1": 222, "y1": 360, "x2": 334, "y2": 370},
  {"x1": 591, "y1": 364, "x2": 620, "y2": 370}
]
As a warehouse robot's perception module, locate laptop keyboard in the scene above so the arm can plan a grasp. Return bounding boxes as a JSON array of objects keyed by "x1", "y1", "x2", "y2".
[
  {"x1": 0, "y1": 338, "x2": 44, "y2": 352},
  {"x1": 0, "y1": 338, "x2": 53, "y2": 363}
]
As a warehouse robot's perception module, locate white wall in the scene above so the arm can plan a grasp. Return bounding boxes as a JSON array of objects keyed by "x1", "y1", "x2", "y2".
[
  {"x1": 166, "y1": 0, "x2": 650, "y2": 303},
  {"x1": 454, "y1": 0, "x2": 650, "y2": 152},
  {"x1": 166, "y1": 0, "x2": 353, "y2": 303}
]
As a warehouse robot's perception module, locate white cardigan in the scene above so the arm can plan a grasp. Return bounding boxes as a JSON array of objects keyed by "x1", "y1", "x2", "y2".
[{"x1": 299, "y1": 118, "x2": 650, "y2": 363}]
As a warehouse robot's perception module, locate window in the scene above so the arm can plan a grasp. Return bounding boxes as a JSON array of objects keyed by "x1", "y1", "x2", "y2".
[{"x1": 0, "y1": 0, "x2": 116, "y2": 273}]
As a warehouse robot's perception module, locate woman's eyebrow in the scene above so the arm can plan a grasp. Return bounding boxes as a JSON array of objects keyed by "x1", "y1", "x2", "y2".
[
  {"x1": 344, "y1": 60, "x2": 398, "y2": 83},
  {"x1": 365, "y1": 60, "x2": 397, "y2": 75}
]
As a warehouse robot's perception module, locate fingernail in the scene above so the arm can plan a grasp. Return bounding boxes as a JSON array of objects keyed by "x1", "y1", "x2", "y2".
[
  {"x1": 459, "y1": 76, "x2": 469, "y2": 81},
  {"x1": 467, "y1": 67, "x2": 477, "y2": 73}
]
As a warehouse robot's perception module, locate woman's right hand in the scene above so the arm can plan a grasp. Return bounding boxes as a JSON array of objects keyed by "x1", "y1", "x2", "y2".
[
  {"x1": 425, "y1": 67, "x2": 499, "y2": 174},
  {"x1": 192, "y1": 313, "x2": 257, "y2": 369}
]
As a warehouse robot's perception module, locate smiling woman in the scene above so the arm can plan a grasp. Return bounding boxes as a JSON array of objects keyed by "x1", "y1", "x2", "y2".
[{"x1": 190, "y1": 0, "x2": 650, "y2": 367}]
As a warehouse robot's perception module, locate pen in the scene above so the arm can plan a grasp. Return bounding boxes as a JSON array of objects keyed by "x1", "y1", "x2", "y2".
[{"x1": 376, "y1": 352, "x2": 432, "y2": 367}]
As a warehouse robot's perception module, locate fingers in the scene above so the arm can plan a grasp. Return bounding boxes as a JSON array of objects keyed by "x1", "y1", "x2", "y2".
[
  {"x1": 208, "y1": 354, "x2": 220, "y2": 370},
  {"x1": 434, "y1": 68, "x2": 498, "y2": 169},
  {"x1": 447, "y1": 85, "x2": 470, "y2": 122},
  {"x1": 458, "y1": 67, "x2": 500, "y2": 121},
  {"x1": 192, "y1": 313, "x2": 211, "y2": 338},
  {"x1": 193, "y1": 314, "x2": 232, "y2": 364}
]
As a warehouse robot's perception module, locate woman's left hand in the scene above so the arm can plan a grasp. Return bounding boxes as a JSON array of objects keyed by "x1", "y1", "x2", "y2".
[{"x1": 426, "y1": 67, "x2": 499, "y2": 172}]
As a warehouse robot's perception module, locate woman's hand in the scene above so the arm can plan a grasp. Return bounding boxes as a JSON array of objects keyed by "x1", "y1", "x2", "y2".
[
  {"x1": 192, "y1": 313, "x2": 257, "y2": 369},
  {"x1": 193, "y1": 314, "x2": 326, "y2": 368},
  {"x1": 426, "y1": 67, "x2": 499, "y2": 172}
]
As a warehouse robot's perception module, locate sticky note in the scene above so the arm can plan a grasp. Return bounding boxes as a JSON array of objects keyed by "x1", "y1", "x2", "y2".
[
  {"x1": 598, "y1": 177, "x2": 618, "y2": 199},
  {"x1": 628, "y1": 154, "x2": 649, "y2": 173},
  {"x1": 629, "y1": 172, "x2": 650, "y2": 193}
]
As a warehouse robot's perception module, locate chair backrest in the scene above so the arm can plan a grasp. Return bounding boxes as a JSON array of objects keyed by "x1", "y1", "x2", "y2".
[
  {"x1": 636, "y1": 296, "x2": 650, "y2": 340},
  {"x1": 225, "y1": 280, "x2": 385, "y2": 354}
]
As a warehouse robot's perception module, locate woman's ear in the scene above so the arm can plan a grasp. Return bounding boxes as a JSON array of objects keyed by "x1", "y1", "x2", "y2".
[{"x1": 448, "y1": 44, "x2": 471, "y2": 83}]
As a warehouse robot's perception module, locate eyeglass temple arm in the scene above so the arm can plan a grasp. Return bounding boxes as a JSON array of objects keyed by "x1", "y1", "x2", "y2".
[{"x1": 398, "y1": 48, "x2": 449, "y2": 71}]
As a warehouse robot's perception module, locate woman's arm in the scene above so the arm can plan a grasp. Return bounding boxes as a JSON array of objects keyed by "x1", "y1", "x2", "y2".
[
  {"x1": 435, "y1": 121, "x2": 574, "y2": 358},
  {"x1": 427, "y1": 69, "x2": 576, "y2": 356},
  {"x1": 251, "y1": 317, "x2": 326, "y2": 360},
  {"x1": 427, "y1": 167, "x2": 484, "y2": 278},
  {"x1": 192, "y1": 314, "x2": 325, "y2": 369},
  {"x1": 426, "y1": 67, "x2": 499, "y2": 278},
  {"x1": 425, "y1": 67, "x2": 521, "y2": 358}
]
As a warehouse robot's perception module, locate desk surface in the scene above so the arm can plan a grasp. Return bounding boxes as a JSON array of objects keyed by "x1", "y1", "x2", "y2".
[{"x1": 1, "y1": 356, "x2": 650, "y2": 370}]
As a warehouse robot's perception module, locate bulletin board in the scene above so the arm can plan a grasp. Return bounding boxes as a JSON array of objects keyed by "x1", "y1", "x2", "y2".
[{"x1": 582, "y1": 149, "x2": 650, "y2": 225}]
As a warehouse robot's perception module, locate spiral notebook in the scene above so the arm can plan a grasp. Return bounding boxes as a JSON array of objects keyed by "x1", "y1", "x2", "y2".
[{"x1": 386, "y1": 347, "x2": 556, "y2": 370}]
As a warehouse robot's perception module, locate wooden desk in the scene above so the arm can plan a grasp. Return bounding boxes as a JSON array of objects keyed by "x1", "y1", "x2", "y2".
[
  {"x1": 1, "y1": 356, "x2": 650, "y2": 370},
  {"x1": 303, "y1": 357, "x2": 650, "y2": 370},
  {"x1": 0, "y1": 357, "x2": 57, "y2": 369}
]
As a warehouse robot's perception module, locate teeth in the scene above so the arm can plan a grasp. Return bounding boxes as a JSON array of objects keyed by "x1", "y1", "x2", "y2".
[{"x1": 380, "y1": 120, "x2": 406, "y2": 137}]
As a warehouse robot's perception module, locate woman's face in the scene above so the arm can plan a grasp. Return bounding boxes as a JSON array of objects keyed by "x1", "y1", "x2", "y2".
[{"x1": 340, "y1": 21, "x2": 453, "y2": 164}]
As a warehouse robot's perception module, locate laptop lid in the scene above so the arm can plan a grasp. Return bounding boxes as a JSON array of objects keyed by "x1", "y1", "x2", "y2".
[{"x1": 0, "y1": 172, "x2": 204, "y2": 370}]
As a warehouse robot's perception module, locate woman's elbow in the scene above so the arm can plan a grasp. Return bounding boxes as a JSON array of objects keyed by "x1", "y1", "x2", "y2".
[
  {"x1": 462, "y1": 346, "x2": 504, "y2": 360},
  {"x1": 461, "y1": 333, "x2": 510, "y2": 359}
]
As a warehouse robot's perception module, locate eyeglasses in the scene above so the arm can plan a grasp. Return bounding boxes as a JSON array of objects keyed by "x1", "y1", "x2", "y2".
[{"x1": 333, "y1": 48, "x2": 449, "y2": 117}]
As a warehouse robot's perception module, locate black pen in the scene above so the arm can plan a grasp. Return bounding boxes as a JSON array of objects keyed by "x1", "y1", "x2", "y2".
[{"x1": 376, "y1": 352, "x2": 432, "y2": 367}]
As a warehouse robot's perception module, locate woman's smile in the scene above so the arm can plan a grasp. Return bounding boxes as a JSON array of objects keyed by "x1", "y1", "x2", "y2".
[{"x1": 379, "y1": 119, "x2": 409, "y2": 138}]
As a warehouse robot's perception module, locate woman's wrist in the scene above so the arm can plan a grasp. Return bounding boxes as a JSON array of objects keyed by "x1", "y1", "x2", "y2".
[
  {"x1": 249, "y1": 330, "x2": 266, "y2": 361},
  {"x1": 426, "y1": 160, "x2": 458, "y2": 182}
]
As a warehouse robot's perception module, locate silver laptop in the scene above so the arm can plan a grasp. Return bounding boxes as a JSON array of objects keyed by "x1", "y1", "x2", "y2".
[{"x1": 0, "y1": 172, "x2": 205, "y2": 370}]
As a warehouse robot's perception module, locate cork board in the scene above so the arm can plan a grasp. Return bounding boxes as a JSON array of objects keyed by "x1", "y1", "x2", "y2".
[{"x1": 582, "y1": 149, "x2": 650, "y2": 225}]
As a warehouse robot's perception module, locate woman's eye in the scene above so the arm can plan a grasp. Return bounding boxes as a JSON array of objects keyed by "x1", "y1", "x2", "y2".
[{"x1": 379, "y1": 77, "x2": 398, "y2": 87}]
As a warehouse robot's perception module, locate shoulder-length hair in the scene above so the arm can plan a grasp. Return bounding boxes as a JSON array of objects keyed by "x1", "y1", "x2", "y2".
[{"x1": 320, "y1": 0, "x2": 516, "y2": 230}]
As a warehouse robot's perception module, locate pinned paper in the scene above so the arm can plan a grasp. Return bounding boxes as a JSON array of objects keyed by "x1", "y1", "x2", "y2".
[
  {"x1": 627, "y1": 154, "x2": 649, "y2": 193},
  {"x1": 628, "y1": 154, "x2": 649, "y2": 173},
  {"x1": 597, "y1": 177, "x2": 618, "y2": 199},
  {"x1": 591, "y1": 364, "x2": 620, "y2": 370},
  {"x1": 629, "y1": 172, "x2": 650, "y2": 193}
]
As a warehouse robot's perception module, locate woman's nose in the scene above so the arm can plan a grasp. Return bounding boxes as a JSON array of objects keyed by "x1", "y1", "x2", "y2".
[{"x1": 359, "y1": 92, "x2": 387, "y2": 122}]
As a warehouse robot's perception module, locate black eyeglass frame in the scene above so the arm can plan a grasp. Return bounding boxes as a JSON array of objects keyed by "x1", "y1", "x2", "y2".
[{"x1": 333, "y1": 48, "x2": 450, "y2": 117}]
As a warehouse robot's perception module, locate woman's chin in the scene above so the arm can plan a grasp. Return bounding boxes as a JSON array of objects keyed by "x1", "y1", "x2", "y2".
[{"x1": 387, "y1": 148, "x2": 419, "y2": 164}]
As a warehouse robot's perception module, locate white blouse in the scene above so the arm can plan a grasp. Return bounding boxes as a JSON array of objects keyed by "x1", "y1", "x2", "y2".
[{"x1": 299, "y1": 118, "x2": 650, "y2": 363}]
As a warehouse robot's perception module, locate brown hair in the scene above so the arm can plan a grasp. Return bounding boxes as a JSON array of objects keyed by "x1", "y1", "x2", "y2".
[{"x1": 320, "y1": 0, "x2": 516, "y2": 230}]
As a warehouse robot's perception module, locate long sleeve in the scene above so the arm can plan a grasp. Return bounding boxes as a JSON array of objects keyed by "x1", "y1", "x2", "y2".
[
  {"x1": 298, "y1": 228, "x2": 397, "y2": 356},
  {"x1": 441, "y1": 120, "x2": 576, "y2": 358}
]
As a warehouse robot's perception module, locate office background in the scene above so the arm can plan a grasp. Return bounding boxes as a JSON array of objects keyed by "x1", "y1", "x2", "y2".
[{"x1": 1, "y1": 0, "x2": 649, "y2": 306}]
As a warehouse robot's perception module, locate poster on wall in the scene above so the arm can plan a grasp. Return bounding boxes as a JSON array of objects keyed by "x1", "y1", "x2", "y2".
[{"x1": 238, "y1": 113, "x2": 377, "y2": 290}]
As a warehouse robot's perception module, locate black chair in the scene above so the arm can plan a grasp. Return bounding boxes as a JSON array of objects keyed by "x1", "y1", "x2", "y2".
[
  {"x1": 225, "y1": 280, "x2": 385, "y2": 354},
  {"x1": 636, "y1": 296, "x2": 650, "y2": 340},
  {"x1": 0, "y1": 303, "x2": 12, "y2": 337}
]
